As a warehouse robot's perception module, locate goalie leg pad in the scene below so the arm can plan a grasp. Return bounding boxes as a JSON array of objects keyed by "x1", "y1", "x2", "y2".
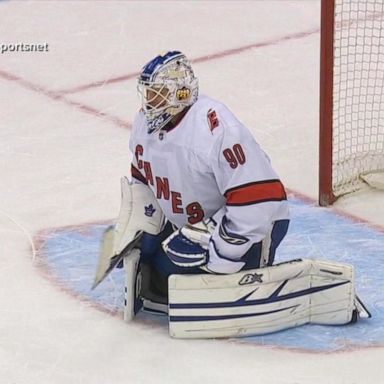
[
  {"x1": 123, "y1": 249, "x2": 142, "y2": 322},
  {"x1": 168, "y1": 259, "x2": 361, "y2": 338}
]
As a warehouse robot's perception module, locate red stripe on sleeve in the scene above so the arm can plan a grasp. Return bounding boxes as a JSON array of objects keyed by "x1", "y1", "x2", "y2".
[
  {"x1": 131, "y1": 164, "x2": 148, "y2": 185},
  {"x1": 225, "y1": 180, "x2": 287, "y2": 206}
]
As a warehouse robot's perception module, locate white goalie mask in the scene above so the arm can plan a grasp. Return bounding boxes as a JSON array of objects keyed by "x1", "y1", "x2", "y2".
[{"x1": 137, "y1": 51, "x2": 199, "y2": 133}]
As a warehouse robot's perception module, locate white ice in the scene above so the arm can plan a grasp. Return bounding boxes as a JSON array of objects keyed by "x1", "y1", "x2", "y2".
[{"x1": 0, "y1": 1, "x2": 383, "y2": 383}]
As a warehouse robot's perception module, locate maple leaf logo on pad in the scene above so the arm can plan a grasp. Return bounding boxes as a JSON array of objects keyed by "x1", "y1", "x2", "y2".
[{"x1": 144, "y1": 204, "x2": 156, "y2": 217}]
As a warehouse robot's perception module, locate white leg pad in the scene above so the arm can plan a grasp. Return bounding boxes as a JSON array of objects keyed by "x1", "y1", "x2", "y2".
[
  {"x1": 123, "y1": 249, "x2": 142, "y2": 322},
  {"x1": 168, "y1": 259, "x2": 357, "y2": 338}
]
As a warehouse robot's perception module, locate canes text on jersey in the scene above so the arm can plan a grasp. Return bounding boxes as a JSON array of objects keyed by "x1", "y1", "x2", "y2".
[{"x1": 135, "y1": 145, "x2": 204, "y2": 224}]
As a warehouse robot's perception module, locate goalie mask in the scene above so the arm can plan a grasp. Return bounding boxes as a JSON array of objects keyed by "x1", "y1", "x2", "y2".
[{"x1": 137, "y1": 51, "x2": 199, "y2": 133}]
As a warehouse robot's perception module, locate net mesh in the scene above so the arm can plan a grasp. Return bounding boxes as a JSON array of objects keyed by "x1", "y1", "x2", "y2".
[{"x1": 333, "y1": 0, "x2": 384, "y2": 196}]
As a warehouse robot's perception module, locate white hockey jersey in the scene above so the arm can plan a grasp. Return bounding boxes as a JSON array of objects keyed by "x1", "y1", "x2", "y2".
[{"x1": 129, "y1": 95, "x2": 289, "y2": 273}]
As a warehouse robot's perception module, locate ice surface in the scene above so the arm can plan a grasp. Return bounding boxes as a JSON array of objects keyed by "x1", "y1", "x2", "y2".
[
  {"x1": 1, "y1": 1, "x2": 384, "y2": 383},
  {"x1": 38, "y1": 197, "x2": 384, "y2": 352}
]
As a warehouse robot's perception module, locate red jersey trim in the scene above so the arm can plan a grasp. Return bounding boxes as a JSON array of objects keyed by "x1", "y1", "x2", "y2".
[{"x1": 225, "y1": 180, "x2": 287, "y2": 206}]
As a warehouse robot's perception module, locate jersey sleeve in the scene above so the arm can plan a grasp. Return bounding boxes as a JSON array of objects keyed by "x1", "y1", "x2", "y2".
[{"x1": 206, "y1": 112, "x2": 289, "y2": 273}]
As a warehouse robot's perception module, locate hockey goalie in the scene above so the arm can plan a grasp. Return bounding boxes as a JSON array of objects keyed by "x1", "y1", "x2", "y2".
[{"x1": 93, "y1": 51, "x2": 370, "y2": 338}]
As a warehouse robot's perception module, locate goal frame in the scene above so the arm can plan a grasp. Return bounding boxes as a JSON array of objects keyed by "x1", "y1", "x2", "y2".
[
  {"x1": 319, "y1": 0, "x2": 384, "y2": 206},
  {"x1": 319, "y1": 0, "x2": 336, "y2": 206}
]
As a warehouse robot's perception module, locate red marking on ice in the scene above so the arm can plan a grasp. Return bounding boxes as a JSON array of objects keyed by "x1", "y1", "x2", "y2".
[
  {"x1": 33, "y1": 222, "x2": 121, "y2": 318},
  {"x1": 1, "y1": 27, "x2": 383, "y2": 351},
  {"x1": 58, "y1": 72, "x2": 141, "y2": 95},
  {"x1": 32, "y1": 215, "x2": 384, "y2": 354},
  {"x1": 56, "y1": 28, "x2": 319, "y2": 95},
  {"x1": 286, "y1": 189, "x2": 384, "y2": 233},
  {"x1": 0, "y1": 70, "x2": 131, "y2": 130}
]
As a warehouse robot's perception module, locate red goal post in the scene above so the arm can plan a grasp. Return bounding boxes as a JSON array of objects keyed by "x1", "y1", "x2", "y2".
[{"x1": 319, "y1": 0, "x2": 384, "y2": 206}]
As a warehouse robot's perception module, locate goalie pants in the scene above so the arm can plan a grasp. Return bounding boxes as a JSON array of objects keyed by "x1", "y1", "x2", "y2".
[{"x1": 140, "y1": 219, "x2": 290, "y2": 278}]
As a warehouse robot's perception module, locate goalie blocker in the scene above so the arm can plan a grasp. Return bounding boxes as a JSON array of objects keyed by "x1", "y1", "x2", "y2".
[{"x1": 124, "y1": 257, "x2": 371, "y2": 338}]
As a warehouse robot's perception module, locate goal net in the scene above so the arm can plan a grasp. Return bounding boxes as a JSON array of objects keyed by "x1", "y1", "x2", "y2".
[{"x1": 319, "y1": 0, "x2": 384, "y2": 205}]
